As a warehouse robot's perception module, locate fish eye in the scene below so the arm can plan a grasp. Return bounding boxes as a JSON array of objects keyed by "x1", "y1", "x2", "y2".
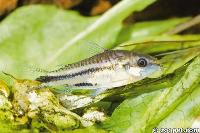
[{"x1": 137, "y1": 58, "x2": 148, "y2": 67}]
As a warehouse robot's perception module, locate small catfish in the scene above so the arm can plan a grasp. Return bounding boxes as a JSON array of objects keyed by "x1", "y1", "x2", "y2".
[{"x1": 36, "y1": 50, "x2": 161, "y2": 96}]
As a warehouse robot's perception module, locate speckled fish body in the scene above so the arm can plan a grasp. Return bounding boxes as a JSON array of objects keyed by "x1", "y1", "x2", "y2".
[{"x1": 36, "y1": 50, "x2": 160, "y2": 96}]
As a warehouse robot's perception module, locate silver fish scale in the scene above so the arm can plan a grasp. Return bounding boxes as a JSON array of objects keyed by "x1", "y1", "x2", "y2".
[
  {"x1": 49, "y1": 50, "x2": 129, "y2": 73},
  {"x1": 36, "y1": 50, "x2": 130, "y2": 84}
]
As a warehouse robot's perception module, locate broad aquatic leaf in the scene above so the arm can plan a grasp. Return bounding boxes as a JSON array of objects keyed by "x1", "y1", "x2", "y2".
[
  {"x1": 103, "y1": 56, "x2": 200, "y2": 133},
  {"x1": 133, "y1": 38, "x2": 200, "y2": 54},
  {"x1": 45, "y1": 0, "x2": 157, "y2": 65},
  {"x1": 0, "y1": 0, "x2": 157, "y2": 83},
  {"x1": 0, "y1": 5, "x2": 96, "y2": 81},
  {"x1": 116, "y1": 18, "x2": 189, "y2": 44},
  {"x1": 157, "y1": 85, "x2": 200, "y2": 128},
  {"x1": 159, "y1": 47, "x2": 200, "y2": 75},
  {"x1": 117, "y1": 35, "x2": 200, "y2": 52},
  {"x1": 103, "y1": 90, "x2": 162, "y2": 132}
]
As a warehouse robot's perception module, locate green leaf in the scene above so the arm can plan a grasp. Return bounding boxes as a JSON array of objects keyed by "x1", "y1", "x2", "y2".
[
  {"x1": 0, "y1": 5, "x2": 96, "y2": 81},
  {"x1": 45, "y1": 0, "x2": 157, "y2": 65},
  {"x1": 0, "y1": 0, "x2": 157, "y2": 82},
  {"x1": 159, "y1": 47, "x2": 200, "y2": 75},
  {"x1": 103, "y1": 90, "x2": 162, "y2": 133},
  {"x1": 157, "y1": 85, "x2": 200, "y2": 128},
  {"x1": 116, "y1": 35, "x2": 200, "y2": 52},
  {"x1": 116, "y1": 18, "x2": 189, "y2": 44},
  {"x1": 103, "y1": 56, "x2": 200, "y2": 133}
]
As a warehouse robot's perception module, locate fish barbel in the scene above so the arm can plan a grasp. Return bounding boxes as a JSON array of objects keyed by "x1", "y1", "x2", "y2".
[{"x1": 36, "y1": 50, "x2": 160, "y2": 96}]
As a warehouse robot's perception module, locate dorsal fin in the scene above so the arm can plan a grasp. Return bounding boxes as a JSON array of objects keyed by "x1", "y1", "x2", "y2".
[{"x1": 46, "y1": 42, "x2": 110, "y2": 74}]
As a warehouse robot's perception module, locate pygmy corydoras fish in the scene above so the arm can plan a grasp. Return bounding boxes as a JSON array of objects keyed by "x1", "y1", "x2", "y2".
[{"x1": 36, "y1": 50, "x2": 160, "y2": 96}]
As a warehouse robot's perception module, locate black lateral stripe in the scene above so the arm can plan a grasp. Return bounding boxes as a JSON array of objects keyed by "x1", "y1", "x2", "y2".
[
  {"x1": 74, "y1": 82, "x2": 93, "y2": 87},
  {"x1": 36, "y1": 66, "x2": 113, "y2": 83}
]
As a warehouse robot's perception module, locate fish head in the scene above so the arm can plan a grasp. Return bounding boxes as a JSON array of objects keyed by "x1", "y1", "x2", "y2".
[{"x1": 127, "y1": 53, "x2": 161, "y2": 79}]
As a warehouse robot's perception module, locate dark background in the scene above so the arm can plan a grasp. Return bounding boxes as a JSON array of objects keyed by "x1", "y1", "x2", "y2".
[{"x1": 1, "y1": 0, "x2": 200, "y2": 32}]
